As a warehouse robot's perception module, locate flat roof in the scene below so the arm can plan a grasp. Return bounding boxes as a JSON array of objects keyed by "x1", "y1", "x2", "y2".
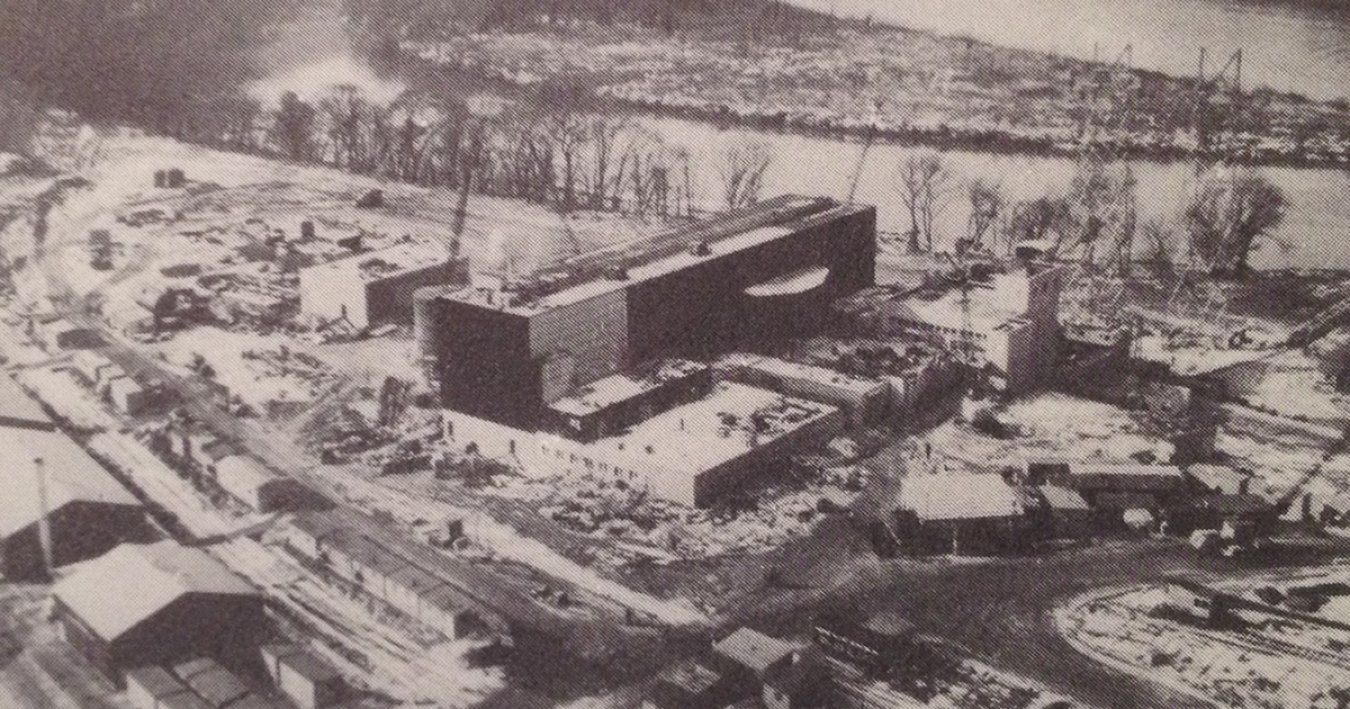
[
  {"x1": 181, "y1": 665, "x2": 249, "y2": 708},
  {"x1": 722, "y1": 353, "x2": 885, "y2": 397},
  {"x1": 714, "y1": 628, "x2": 797, "y2": 674},
  {"x1": 883, "y1": 271, "x2": 1035, "y2": 335},
  {"x1": 443, "y1": 196, "x2": 864, "y2": 316},
  {"x1": 0, "y1": 373, "x2": 53, "y2": 430},
  {"x1": 899, "y1": 473, "x2": 1025, "y2": 521},
  {"x1": 546, "y1": 360, "x2": 707, "y2": 417},
  {"x1": 0, "y1": 427, "x2": 140, "y2": 537},
  {"x1": 304, "y1": 242, "x2": 447, "y2": 283},
  {"x1": 556, "y1": 382, "x2": 838, "y2": 474}
]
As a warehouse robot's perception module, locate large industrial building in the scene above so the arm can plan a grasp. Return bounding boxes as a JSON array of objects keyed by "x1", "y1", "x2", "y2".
[
  {"x1": 299, "y1": 243, "x2": 467, "y2": 330},
  {"x1": 0, "y1": 387, "x2": 145, "y2": 579},
  {"x1": 444, "y1": 381, "x2": 845, "y2": 507},
  {"x1": 52, "y1": 542, "x2": 268, "y2": 684},
  {"x1": 416, "y1": 196, "x2": 876, "y2": 427},
  {"x1": 842, "y1": 261, "x2": 1066, "y2": 394}
]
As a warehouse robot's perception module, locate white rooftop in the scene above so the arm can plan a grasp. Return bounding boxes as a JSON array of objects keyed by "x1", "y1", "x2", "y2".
[
  {"x1": 723, "y1": 353, "x2": 885, "y2": 397},
  {"x1": 548, "y1": 382, "x2": 838, "y2": 473},
  {"x1": 0, "y1": 373, "x2": 51, "y2": 429},
  {"x1": 0, "y1": 427, "x2": 140, "y2": 537},
  {"x1": 54, "y1": 542, "x2": 257, "y2": 642},
  {"x1": 899, "y1": 473, "x2": 1025, "y2": 521}
]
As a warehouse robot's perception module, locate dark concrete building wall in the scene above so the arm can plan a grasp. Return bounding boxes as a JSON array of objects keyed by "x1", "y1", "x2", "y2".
[
  {"x1": 626, "y1": 205, "x2": 876, "y2": 364},
  {"x1": 0, "y1": 502, "x2": 146, "y2": 580},
  {"x1": 365, "y1": 260, "x2": 467, "y2": 327},
  {"x1": 433, "y1": 301, "x2": 540, "y2": 428}
]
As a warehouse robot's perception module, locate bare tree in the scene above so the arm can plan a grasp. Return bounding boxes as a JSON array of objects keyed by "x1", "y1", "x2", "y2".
[
  {"x1": 896, "y1": 151, "x2": 956, "y2": 252},
  {"x1": 320, "y1": 85, "x2": 369, "y2": 171},
  {"x1": 1184, "y1": 164, "x2": 1287, "y2": 275},
  {"x1": 1138, "y1": 218, "x2": 1179, "y2": 281},
  {"x1": 964, "y1": 178, "x2": 1003, "y2": 254},
  {"x1": 720, "y1": 138, "x2": 773, "y2": 209},
  {"x1": 270, "y1": 91, "x2": 317, "y2": 162}
]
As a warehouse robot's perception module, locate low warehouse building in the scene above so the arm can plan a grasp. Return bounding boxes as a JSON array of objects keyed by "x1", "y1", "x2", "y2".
[
  {"x1": 0, "y1": 427, "x2": 144, "y2": 579},
  {"x1": 0, "y1": 373, "x2": 56, "y2": 431},
  {"x1": 445, "y1": 382, "x2": 845, "y2": 507},
  {"x1": 1052, "y1": 462, "x2": 1186, "y2": 508},
  {"x1": 213, "y1": 455, "x2": 317, "y2": 512},
  {"x1": 299, "y1": 243, "x2": 466, "y2": 330},
  {"x1": 52, "y1": 542, "x2": 267, "y2": 684},
  {"x1": 896, "y1": 473, "x2": 1028, "y2": 555},
  {"x1": 1186, "y1": 464, "x2": 1257, "y2": 496}
]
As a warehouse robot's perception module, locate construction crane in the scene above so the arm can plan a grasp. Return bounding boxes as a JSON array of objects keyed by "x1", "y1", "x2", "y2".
[{"x1": 844, "y1": 100, "x2": 884, "y2": 204}]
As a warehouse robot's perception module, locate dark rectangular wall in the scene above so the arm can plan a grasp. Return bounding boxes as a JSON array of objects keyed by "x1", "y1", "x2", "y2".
[
  {"x1": 627, "y1": 205, "x2": 876, "y2": 364},
  {"x1": 433, "y1": 300, "x2": 541, "y2": 427},
  {"x1": 0, "y1": 502, "x2": 146, "y2": 580},
  {"x1": 110, "y1": 594, "x2": 269, "y2": 686}
]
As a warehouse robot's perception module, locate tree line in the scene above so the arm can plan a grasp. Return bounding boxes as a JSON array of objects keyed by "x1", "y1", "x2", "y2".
[{"x1": 893, "y1": 149, "x2": 1288, "y2": 276}]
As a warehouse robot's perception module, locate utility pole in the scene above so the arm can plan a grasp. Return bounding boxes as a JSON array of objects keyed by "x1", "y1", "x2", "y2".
[{"x1": 35, "y1": 457, "x2": 54, "y2": 579}]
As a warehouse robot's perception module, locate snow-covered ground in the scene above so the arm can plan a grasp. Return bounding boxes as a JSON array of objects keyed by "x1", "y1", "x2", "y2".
[
  {"x1": 155, "y1": 327, "x2": 334, "y2": 410},
  {"x1": 925, "y1": 393, "x2": 1173, "y2": 469},
  {"x1": 1060, "y1": 584, "x2": 1350, "y2": 709}
]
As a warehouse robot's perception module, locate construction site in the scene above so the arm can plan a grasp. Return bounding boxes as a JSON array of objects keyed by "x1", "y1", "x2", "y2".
[{"x1": 1, "y1": 28, "x2": 1350, "y2": 709}]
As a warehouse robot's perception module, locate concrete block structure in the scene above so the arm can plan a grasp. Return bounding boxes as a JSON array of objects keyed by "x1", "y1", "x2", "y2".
[
  {"x1": 718, "y1": 353, "x2": 888, "y2": 428},
  {"x1": 299, "y1": 243, "x2": 467, "y2": 330},
  {"x1": 444, "y1": 382, "x2": 844, "y2": 507},
  {"x1": 0, "y1": 426, "x2": 144, "y2": 579},
  {"x1": 854, "y1": 262, "x2": 1066, "y2": 394},
  {"x1": 416, "y1": 196, "x2": 876, "y2": 427},
  {"x1": 52, "y1": 542, "x2": 266, "y2": 685},
  {"x1": 540, "y1": 359, "x2": 713, "y2": 442}
]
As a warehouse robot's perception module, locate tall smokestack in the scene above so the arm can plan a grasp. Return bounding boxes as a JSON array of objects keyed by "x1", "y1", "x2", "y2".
[{"x1": 34, "y1": 457, "x2": 54, "y2": 579}]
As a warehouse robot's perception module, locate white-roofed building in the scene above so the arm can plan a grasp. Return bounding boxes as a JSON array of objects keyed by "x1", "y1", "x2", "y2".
[
  {"x1": 0, "y1": 373, "x2": 55, "y2": 432},
  {"x1": 0, "y1": 427, "x2": 144, "y2": 579},
  {"x1": 212, "y1": 455, "x2": 316, "y2": 513},
  {"x1": 52, "y1": 542, "x2": 267, "y2": 685},
  {"x1": 896, "y1": 473, "x2": 1028, "y2": 555}
]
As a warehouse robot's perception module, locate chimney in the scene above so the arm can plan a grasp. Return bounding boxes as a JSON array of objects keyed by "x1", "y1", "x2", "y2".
[{"x1": 34, "y1": 457, "x2": 54, "y2": 579}]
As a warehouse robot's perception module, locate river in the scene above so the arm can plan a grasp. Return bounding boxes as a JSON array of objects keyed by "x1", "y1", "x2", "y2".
[
  {"x1": 783, "y1": 0, "x2": 1350, "y2": 101},
  {"x1": 643, "y1": 117, "x2": 1350, "y2": 270}
]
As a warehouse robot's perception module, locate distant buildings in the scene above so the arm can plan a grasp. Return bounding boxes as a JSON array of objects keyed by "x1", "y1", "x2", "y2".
[
  {"x1": 52, "y1": 542, "x2": 267, "y2": 684},
  {"x1": 416, "y1": 196, "x2": 876, "y2": 428}
]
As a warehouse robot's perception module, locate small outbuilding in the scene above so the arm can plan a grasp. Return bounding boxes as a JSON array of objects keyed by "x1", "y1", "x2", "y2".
[{"x1": 895, "y1": 473, "x2": 1027, "y2": 555}]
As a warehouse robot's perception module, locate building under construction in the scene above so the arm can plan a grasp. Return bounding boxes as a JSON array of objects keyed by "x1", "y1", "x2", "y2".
[{"x1": 416, "y1": 196, "x2": 877, "y2": 427}]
